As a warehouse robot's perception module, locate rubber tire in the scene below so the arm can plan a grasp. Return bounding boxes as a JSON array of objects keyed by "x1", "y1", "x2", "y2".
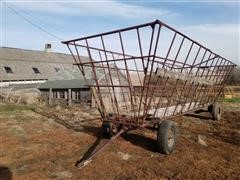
[
  {"x1": 102, "y1": 122, "x2": 112, "y2": 138},
  {"x1": 212, "y1": 103, "x2": 221, "y2": 121},
  {"x1": 157, "y1": 120, "x2": 177, "y2": 155}
]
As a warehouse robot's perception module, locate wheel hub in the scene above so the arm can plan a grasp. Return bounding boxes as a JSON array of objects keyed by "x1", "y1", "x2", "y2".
[{"x1": 167, "y1": 127, "x2": 175, "y2": 148}]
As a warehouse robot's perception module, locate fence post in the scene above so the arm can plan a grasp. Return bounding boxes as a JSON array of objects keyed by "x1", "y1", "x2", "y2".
[
  {"x1": 64, "y1": 91, "x2": 68, "y2": 99},
  {"x1": 68, "y1": 89, "x2": 72, "y2": 106},
  {"x1": 49, "y1": 88, "x2": 52, "y2": 105},
  {"x1": 72, "y1": 91, "x2": 75, "y2": 100},
  {"x1": 57, "y1": 91, "x2": 60, "y2": 99}
]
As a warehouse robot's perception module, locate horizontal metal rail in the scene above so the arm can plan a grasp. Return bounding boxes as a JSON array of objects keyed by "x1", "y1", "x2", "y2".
[{"x1": 63, "y1": 19, "x2": 237, "y2": 128}]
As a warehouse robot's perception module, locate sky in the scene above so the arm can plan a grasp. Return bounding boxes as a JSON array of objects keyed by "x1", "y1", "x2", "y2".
[{"x1": 1, "y1": 0, "x2": 240, "y2": 65}]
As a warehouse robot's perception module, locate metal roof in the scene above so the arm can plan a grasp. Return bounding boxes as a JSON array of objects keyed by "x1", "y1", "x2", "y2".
[
  {"x1": 38, "y1": 79, "x2": 94, "y2": 89},
  {"x1": 0, "y1": 47, "x2": 90, "y2": 81}
]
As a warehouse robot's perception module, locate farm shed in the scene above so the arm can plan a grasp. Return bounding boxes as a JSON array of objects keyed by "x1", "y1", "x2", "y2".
[
  {"x1": 39, "y1": 79, "x2": 92, "y2": 106},
  {"x1": 38, "y1": 64, "x2": 129, "y2": 107}
]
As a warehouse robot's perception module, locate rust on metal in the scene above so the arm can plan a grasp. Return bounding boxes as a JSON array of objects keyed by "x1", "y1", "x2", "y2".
[
  {"x1": 63, "y1": 19, "x2": 236, "y2": 126},
  {"x1": 63, "y1": 19, "x2": 236, "y2": 168}
]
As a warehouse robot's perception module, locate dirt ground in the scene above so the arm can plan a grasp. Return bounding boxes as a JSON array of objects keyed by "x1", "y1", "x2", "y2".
[{"x1": 0, "y1": 103, "x2": 239, "y2": 179}]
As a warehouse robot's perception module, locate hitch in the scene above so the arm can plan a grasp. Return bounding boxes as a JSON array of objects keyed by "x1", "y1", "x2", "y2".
[{"x1": 76, "y1": 128, "x2": 127, "y2": 169}]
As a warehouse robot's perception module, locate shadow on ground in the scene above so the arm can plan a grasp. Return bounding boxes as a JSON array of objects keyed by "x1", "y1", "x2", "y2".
[
  {"x1": 0, "y1": 166, "x2": 12, "y2": 180},
  {"x1": 122, "y1": 132, "x2": 158, "y2": 152},
  {"x1": 185, "y1": 113, "x2": 212, "y2": 120}
]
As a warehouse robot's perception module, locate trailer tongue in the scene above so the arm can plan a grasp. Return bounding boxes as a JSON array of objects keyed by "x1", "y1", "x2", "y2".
[{"x1": 76, "y1": 128, "x2": 127, "y2": 169}]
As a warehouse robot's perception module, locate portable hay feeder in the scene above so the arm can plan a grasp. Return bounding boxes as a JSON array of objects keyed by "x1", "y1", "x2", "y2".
[{"x1": 62, "y1": 19, "x2": 236, "y2": 168}]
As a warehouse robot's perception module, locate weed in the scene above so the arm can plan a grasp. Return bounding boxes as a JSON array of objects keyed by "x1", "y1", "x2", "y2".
[
  {"x1": 0, "y1": 104, "x2": 35, "y2": 115},
  {"x1": 223, "y1": 98, "x2": 240, "y2": 103}
]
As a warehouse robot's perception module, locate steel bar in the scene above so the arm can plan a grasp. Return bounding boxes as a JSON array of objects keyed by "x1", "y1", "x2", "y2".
[
  {"x1": 191, "y1": 49, "x2": 208, "y2": 109},
  {"x1": 85, "y1": 39, "x2": 107, "y2": 117},
  {"x1": 76, "y1": 128, "x2": 127, "y2": 169},
  {"x1": 62, "y1": 19, "x2": 234, "y2": 66},
  {"x1": 98, "y1": 51, "x2": 118, "y2": 116},
  {"x1": 67, "y1": 44, "x2": 106, "y2": 118},
  {"x1": 149, "y1": 32, "x2": 177, "y2": 120},
  {"x1": 111, "y1": 52, "x2": 129, "y2": 113},
  {"x1": 63, "y1": 19, "x2": 236, "y2": 128},
  {"x1": 162, "y1": 36, "x2": 185, "y2": 117},
  {"x1": 119, "y1": 32, "x2": 137, "y2": 122},
  {"x1": 100, "y1": 36, "x2": 120, "y2": 116},
  {"x1": 142, "y1": 24, "x2": 162, "y2": 122},
  {"x1": 201, "y1": 56, "x2": 221, "y2": 105}
]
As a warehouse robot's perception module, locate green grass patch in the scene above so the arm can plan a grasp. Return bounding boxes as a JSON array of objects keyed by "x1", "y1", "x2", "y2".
[
  {"x1": 223, "y1": 98, "x2": 240, "y2": 103},
  {"x1": 0, "y1": 104, "x2": 35, "y2": 115}
]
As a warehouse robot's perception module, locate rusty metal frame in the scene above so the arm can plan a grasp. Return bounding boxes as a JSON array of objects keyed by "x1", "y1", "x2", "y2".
[{"x1": 62, "y1": 19, "x2": 236, "y2": 128}]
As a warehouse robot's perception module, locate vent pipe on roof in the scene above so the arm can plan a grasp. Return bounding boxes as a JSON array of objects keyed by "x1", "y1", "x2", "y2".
[{"x1": 45, "y1": 43, "x2": 52, "y2": 52}]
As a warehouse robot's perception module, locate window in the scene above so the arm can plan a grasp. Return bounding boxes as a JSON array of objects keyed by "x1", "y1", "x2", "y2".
[
  {"x1": 32, "y1": 67, "x2": 40, "y2": 74},
  {"x1": 4, "y1": 66, "x2": 13, "y2": 74},
  {"x1": 75, "y1": 91, "x2": 81, "y2": 100},
  {"x1": 54, "y1": 67, "x2": 60, "y2": 72}
]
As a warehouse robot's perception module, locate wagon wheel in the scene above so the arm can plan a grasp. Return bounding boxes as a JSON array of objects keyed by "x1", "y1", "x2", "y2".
[
  {"x1": 102, "y1": 121, "x2": 112, "y2": 139},
  {"x1": 157, "y1": 120, "x2": 177, "y2": 154},
  {"x1": 208, "y1": 103, "x2": 222, "y2": 121}
]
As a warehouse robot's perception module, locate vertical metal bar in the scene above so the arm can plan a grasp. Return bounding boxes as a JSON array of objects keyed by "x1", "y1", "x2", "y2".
[
  {"x1": 189, "y1": 46, "x2": 201, "y2": 74},
  {"x1": 201, "y1": 56, "x2": 221, "y2": 105},
  {"x1": 188, "y1": 49, "x2": 209, "y2": 107},
  {"x1": 200, "y1": 52, "x2": 212, "y2": 77},
  {"x1": 132, "y1": 57, "x2": 143, "y2": 125},
  {"x1": 98, "y1": 51, "x2": 118, "y2": 116},
  {"x1": 197, "y1": 52, "x2": 215, "y2": 107},
  {"x1": 100, "y1": 36, "x2": 120, "y2": 117},
  {"x1": 206, "y1": 59, "x2": 227, "y2": 104},
  {"x1": 191, "y1": 49, "x2": 207, "y2": 109},
  {"x1": 162, "y1": 37, "x2": 185, "y2": 118},
  {"x1": 142, "y1": 24, "x2": 162, "y2": 121},
  {"x1": 209, "y1": 57, "x2": 221, "y2": 81},
  {"x1": 85, "y1": 39, "x2": 108, "y2": 117},
  {"x1": 133, "y1": 58, "x2": 142, "y2": 85},
  {"x1": 172, "y1": 42, "x2": 195, "y2": 115},
  {"x1": 136, "y1": 28, "x2": 145, "y2": 72},
  {"x1": 211, "y1": 59, "x2": 228, "y2": 101},
  {"x1": 67, "y1": 43, "x2": 106, "y2": 117},
  {"x1": 136, "y1": 28, "x2": 146, "y2": 124},
  {"x1": 195, "y1": 49, "x2": 207, "y2": 76},
  {"x1": 208, "y1": 58, "x2": 223, "y2": 102},
  {"x1": 170, "y1": 37, "x2": 185, "y2": 70},
  {"x1": 151, "y1": 32, "x2": 177, "y2": 119},
  {"x1": 119, "y1": 32, "x2": 137, "y2": 122},
  {"x1": 111, "y1": 52, "x2": 129, "y2": 113},
  {"x1": 213, "y1": 63, "x2": 234, "y2": 102},
  {"x1": 181, "y1": 42, "x2": 194, "y2": 73},
  {"x1": 186, "y1": 48, "x2": 207, "y2": 111},
  {"x1": 204, "y1": 54, "x2": 218, "y2": 78},
  {"x1": 162, "y1": 32, "x2": 177, "y2": 68},
  {"x1": 141, "y1": 24, "x2": 156, "y2": 121},
  {"x1": 212, "y1": 58, "x2": 224, "y2": 82},
  {"x1": 152, "y1": 78, "x2": 169, "y2": 119},
  {"x1": 209, "y1": 61, "x2": 230, "y2": 104},
  {"x1": 136, "y1": 24, "x2": 156, "y2": 124},
  {"x1": 74, "y1": 42, "x2": 84, "y2": 74},
  {"x1": 179, "y1": 45, "x2": 201, "y2": 113}
]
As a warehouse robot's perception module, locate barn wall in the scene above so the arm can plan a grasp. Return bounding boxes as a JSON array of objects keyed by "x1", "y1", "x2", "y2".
[
  {"x1": 40, "y1": 88, "x2": 91, "y2": 106},
  {"x1": 92, "y1": 69, "x2": 130, "y2": 114}
]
